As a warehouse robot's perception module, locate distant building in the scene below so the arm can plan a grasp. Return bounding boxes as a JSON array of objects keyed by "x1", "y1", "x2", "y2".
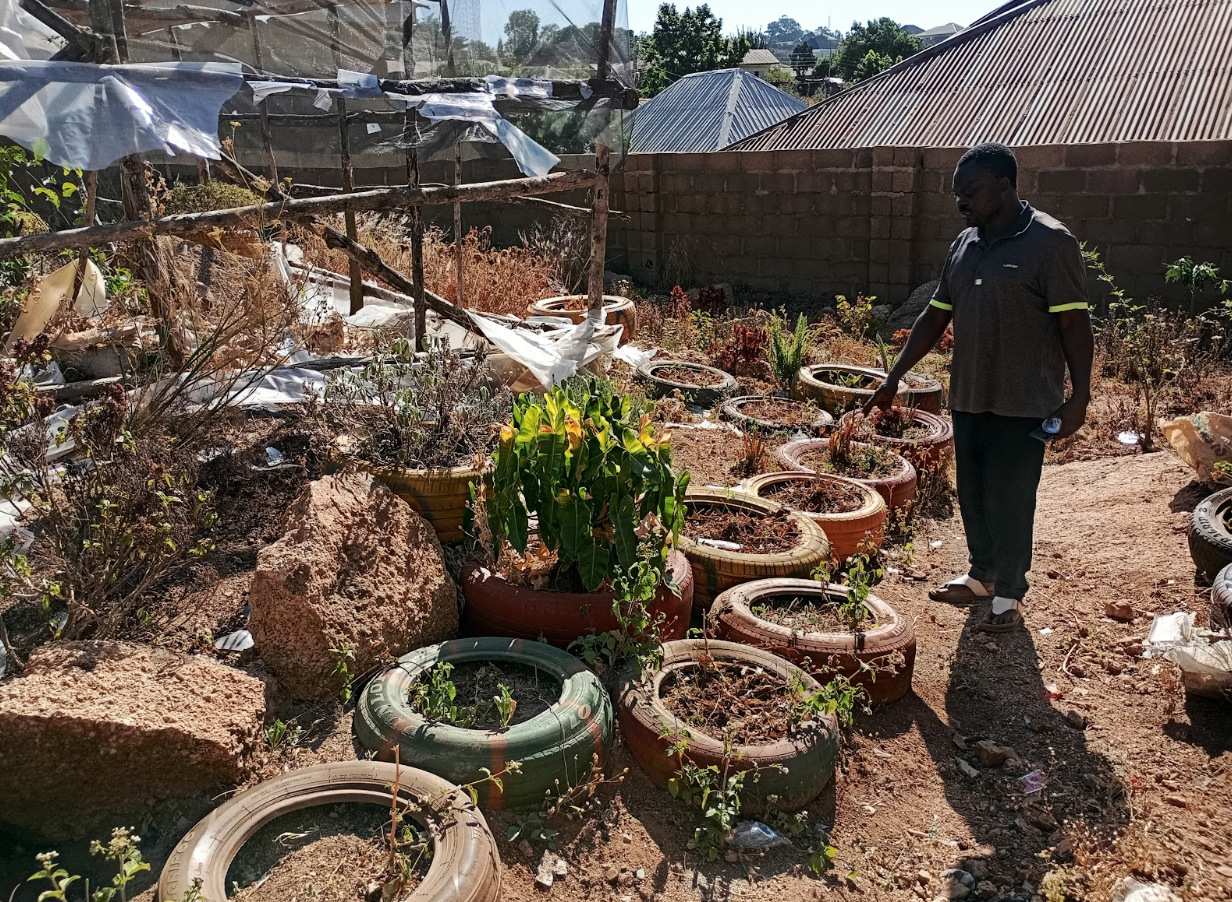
[
  {"x1": 628, "y1": 68, "x2": 806, "y2": 153},
  {"x1": 738, "y1": 49, "x2": 783, "y2": 79},
  {"x1": 901, "y1": 24, "x2": 925, "y2": 35},
  {"x1": 917, "y1": 22, "x2": 964, "y2": 47}
]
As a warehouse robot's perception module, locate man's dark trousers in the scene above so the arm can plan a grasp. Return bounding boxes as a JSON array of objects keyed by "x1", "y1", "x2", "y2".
[{"x1": 951, "y1": 411, "x2": 1046, "y2": 601}]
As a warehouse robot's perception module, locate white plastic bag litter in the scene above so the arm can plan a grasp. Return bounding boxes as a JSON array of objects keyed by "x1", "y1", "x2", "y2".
[
  {"x1": 1111, "y1": 877, "x2": 1180, "y2": 902},
  {"x1": 1144, "y1": 611, "x2": 1232, "y2": 699},
  {"x1": 6, "y1": 258, "x2": 106, "y2": 350},
  {"x1": 727, "y1": 821, "x2": 791, "y2": 851}
]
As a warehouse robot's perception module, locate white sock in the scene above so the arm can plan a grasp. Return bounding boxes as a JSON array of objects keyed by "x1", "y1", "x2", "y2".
[
  {"x1": 990, "y1": 596, "x2": 1019, "y2": 616},
  {"x1": 945, "y1": 574, "x2": 993, "y2": 597}
]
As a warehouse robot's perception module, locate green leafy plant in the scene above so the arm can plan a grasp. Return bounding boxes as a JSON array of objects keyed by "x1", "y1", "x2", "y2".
[
  {"x1": 28, "y1": 852, "x2": 80, "y2": 902},
  {"x1": 790, "y1": 670, "x2": 868, "y2": 730},
  {"x1": 571, "y1": 554, "x2": 668, "y2": 678},
  {"x1": 835, "y1": 294, "x2": 878, "y2": 337},
  {"x1": 508, "y1": 752, "x2": 625, "y2": 849},
  {"x1": 1166, "y1": 255, "x2": 1229, "y2": 312},
  {"x1": 668, "y1": 760, "x2": 748, "y2": 861},
  {"x1": 89, "y1": 828, "x2": 150, "y2": 902},
  {"x1": 408, "y1": 660, "x2": 473, "y2": 725},
  {"x1": 766, "y1": 312, "x2": 814, "y2": 391},
  {"x1": 709, "y1": 324, "x2": 768, "y2": 377},
  {"x1": 493, "y1": 684, "x2": 517, "y2": 729},
  {"x1": 263, "y1": 719, "x2": 303, "y2": 753},
  {"x1": 486, "y1": 385, "x2": 689, "y2": 591},
  {"x1": 330, "y1": 643, "x2": 357, "y2": 703}
]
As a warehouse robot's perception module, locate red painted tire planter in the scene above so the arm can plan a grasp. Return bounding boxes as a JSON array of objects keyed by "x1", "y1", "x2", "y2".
[
  {"x1": 794, "y1": 364, "x2": 942, "y2": 415},
  {"x1": 743, "y1": 471, "x2": 886, "y2": 562},
  {"x1": 616, "y1": 639, "x2": 839, "y2": 813},
  {"x1": 527, "y1": 295, "x2": 637, "y2": 344},
  {"x1": 1213, "y1": 564, "x2": 1232, "y2": 632},
  {"x1": 678, "y1": 491, "x2": 831, "y2": 612},
  {"x1": 838, "y1": 407, "x2": 954, "y2": 470},
  {"x1": 461, "y1": 550, "x2": 693, "y2": 646},
  {"x1": 711, "y1": 579, "x2": 917, "y2": 705},
  {"x1": 355, "y1": 638, "x2": 613, "y2": 810},
  {"x1": 157, "y1": 762, "x2": 501, "y2": 902},
  {"x1": 720, "y1": 395, "x2": 833, "y2": 434},
  {"x1": 776, "y1": 438, "x2": 918, "y2": 519}
]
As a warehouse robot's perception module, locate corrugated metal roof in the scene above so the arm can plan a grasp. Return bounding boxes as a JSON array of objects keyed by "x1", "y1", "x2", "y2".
[
  {"x1": 729, "y1": 0, "x2": 1232, "y2": 150},
  {"x1": 629, "y1": 69, "x2": 807, "y2": 153},
  {"x1": 741, "y1": 49, "x2": 783, "y2": 66}
]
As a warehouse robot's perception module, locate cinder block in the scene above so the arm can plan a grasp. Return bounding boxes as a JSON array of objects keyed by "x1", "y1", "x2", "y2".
[
  {"x1": 872, "y1": 147, "x2": 895, "y2": 167},
  {"x1": 1038, "y1": 170, "x2": 1087, "y2": 193},
  {"x1": 1175, "y1": 142, "x2": 1232, "y2": 167},
  {"x1": 849, "y1": 193, "x2": 872, "y2": 216},
  {"x1": 891, "y1": 194, "x2": 914, "y2": 217},
  {"x1": 834, "y1": 169, "x2": 872, "y2": 192},
  {"x1": 1202, "y1": 168, "x2": 1232, "y2": 192},
  {"x1": 1173, "y1": 192, "x2": 1230, "y2": 221},
  {"x1": 796, "y1": 170, "x2": 834, "y2": 193},
  {"x1": 813, "y1": 148, "x2": 855, "y2": 169},
  {"x1": 922, "y1": 147, "x2": 964, "y2": 171},
  {"x1": 706, "y1": 153, "x2": 743, "y2": 174},
  {"x1": 872, "y1": 195, "x2": 893, "y2": 217},
  {"x1": 1065, "y1": 144, "x2": 1118, "y2": 167},
  {"x1": 744, "y1": 235, "x2": 778, "y2": 258},
  {"x1": 853, "y1": 149, "x2": 874, "y2": 169},
  {"x1": 892, "y1": 170, "x2": 916, "y2": 193},
  {"x1": 870, "y1": 239, "x2": 893, "y2": 263},
  {"x1": 871, "y1": 218, "x2": 892, "y2": 239},
  {"x1": 891, "y1": 218, "x2": 913, "y2": 241},
  {"x1": 1142, "y1": 169, "x2": 1201, "y2": 193},
  {"x1": 1117, "y1": 143, "x2": 1176, "y2": 167},
  {"x1": 1058, "y1": 195, "x2": 1111, "y2": 219},
  {"x1": 814, "y1": 237, "x2": 851, "y2": 260},
  {"x1": 778, "y1": 236, "x2": 812, "y2": 259},
  {"x1": 894, "y1": 147, "x2": 922, "y2": 167},
  {"x1": 1083, "y1": 218, "x2": 1136, "y2": 245},
  {"x1": 1085, "y1": 169, "x2": 1142, "y2": 194},
  {"x1": 1014, "y1": 145, "x2": 1067, "y2": 170},
  {"x1": 872, "y1": 170, "x2": 894, "y2": 193}
]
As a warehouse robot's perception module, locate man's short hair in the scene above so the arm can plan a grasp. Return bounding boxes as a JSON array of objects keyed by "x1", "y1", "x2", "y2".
[{"x1": 958, "y1": 142, "x2": 1018, "y2": 187}]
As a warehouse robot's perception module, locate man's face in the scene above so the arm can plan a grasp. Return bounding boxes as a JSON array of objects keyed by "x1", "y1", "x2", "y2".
[{"x1": 953, "y1": 163, "x2": 1012, "y2": 228}]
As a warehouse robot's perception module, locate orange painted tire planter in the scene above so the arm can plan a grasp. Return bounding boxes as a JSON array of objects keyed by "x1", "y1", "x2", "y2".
[
  {"x1": 678, "y1": 490, "x2": 830, "y2": 612},
  {"x1": 616, "y1": 639, "x2": 839, "y2": 813},
  {"x1": 776, "y1": 438, "x2": 918, "y2": 519},
  {"x1": 711, "y1": 579, "x2": 917, "y2": 705},
  {"x1": 794, "y1": 364, "x2": 943, "y2": 415},
  {"x1": 372, "y1": 464, "x2": 482, "y2": 544},
  {"x1": 157, "y1": 762, "x2": 501, "y2": 902},
  {"x1": 460, "y1": 550, "x2": 694, "y2": 647},
  {"x1": 743, "y1": 471, "x2": 886, "y2": 562},
  {"x1": 527, "y1": 295, "x2": 637, "y2": 344},
  {"x1": 354, "y1": 638, "x2": 613, "y2": 810},
  {"x1": 837, "y1": 408, "x2": 955, "y2": 470}
]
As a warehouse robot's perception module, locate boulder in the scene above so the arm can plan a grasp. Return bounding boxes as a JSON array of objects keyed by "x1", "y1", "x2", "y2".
[
  {"x1": 0, "y1": 640, "x2": 265, "y2": 839},
  {"x1": 882, "y1": 280, "x2": 941, "y2": 336},
  {"x1": 249, "y1": 473, "x2": 458, "y2": 700}
]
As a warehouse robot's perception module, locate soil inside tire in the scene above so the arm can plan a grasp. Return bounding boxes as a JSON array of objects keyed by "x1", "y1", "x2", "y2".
[
  {"x1": 686, "y1": 507, "x2": 800, "y2": 553},
  {"x1": 227, "y1": 803, "x2": 427, "y2": 902},
  {"x1": 801, "y1": 447, "x2": 902, "y2": 480},
  {"x1": 660, "y1": 662, "x2": 797, "y2": 745},
  {"x1": 656, "y1": 365, "x2": 726, "y2": 387},
  {"x1": 410, "y1": 661, "x2": 560, "y2": 730},
  {"x1": 748, "y1": 593, "x2": 876, "y2": 633},
  {"x1": 762, "y1": 478, "x2": 866, "y2": 514},
  {"x1": 739, "y1": 399, "x2": 820, "y2": 427},
  {"x1": 818, "y1": 370, "x2": 878, "y2": 390}
]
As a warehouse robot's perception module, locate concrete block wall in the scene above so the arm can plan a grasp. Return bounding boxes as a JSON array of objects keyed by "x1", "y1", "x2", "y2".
[{"x1": 607, "y1": 142, "x2": 1232, "y2": 306}]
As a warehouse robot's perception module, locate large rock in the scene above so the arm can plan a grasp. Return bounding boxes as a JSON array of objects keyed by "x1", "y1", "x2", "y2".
[
  {"x1": 0, "y1": 640, "x2": 265, "y2": 839},
  {"x1": 249, "y1": 473, "x2": 458, "y2": 700},
  {"x1": 882, "y1": 279, "x2": 941, "y2": 336}
]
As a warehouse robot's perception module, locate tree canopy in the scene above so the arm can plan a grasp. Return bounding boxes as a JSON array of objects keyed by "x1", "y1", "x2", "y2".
[
  {"x1": 789, "y1": 41, "x2": 816, "y2": 78},
  {"x1": 638, "y1": 3, "x2": 750, "y2": 96},
  {"x1": 825, "y1": 18, "x2": 920, "y2": 82},
  {"x1": 765, "y1": 16, "x2": 804, "y2": 44}
]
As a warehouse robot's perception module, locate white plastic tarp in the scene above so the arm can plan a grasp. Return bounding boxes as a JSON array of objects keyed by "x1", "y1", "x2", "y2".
[
  {"x1": 0, "y1": 61, "x2": 244, "y2": 171},
  {"x1": 0, "y1": 0, "x2": 60, "y2": 61},
  {"x1": 470, "y1": 310, "x2": 622, "y2": 390}
]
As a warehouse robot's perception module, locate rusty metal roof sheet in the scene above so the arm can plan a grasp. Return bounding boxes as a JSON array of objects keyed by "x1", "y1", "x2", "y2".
[
  {"x1": 729, "y1": 0, "x2": 1232, "y2": 150},
  {"x1": 629, "y1": 68, "x2": 807, "y2": 153}
]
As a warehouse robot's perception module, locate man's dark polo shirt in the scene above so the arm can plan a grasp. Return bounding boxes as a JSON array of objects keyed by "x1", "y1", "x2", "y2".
[{"x1": 930, "y1": 203, "x2": 1089, "y2": 420}]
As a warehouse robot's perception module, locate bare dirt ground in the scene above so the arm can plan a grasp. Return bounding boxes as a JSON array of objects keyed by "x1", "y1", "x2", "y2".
[{"x1": 3, "y1": 442, "x2": 1228, "y2": 902}]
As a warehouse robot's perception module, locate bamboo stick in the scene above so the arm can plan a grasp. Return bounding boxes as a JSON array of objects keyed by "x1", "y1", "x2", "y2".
[
  {"x1": 454, "y1": 141, "x2": 463, "y2": 309},
  {"x1": 586, "y1": 143, "x2": 611, "y2": 312},
  {"x1": 409, "y1": 149, "x2": 427, "y2": 350}
]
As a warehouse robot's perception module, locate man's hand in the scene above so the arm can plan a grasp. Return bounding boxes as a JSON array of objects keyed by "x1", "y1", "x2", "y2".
[
  {"x1": 1050, "y1": 395, "x2": 1089, "y2": 440},
  {"x1": 862, "y1": 377, "x2": 901, "y2": 415}
]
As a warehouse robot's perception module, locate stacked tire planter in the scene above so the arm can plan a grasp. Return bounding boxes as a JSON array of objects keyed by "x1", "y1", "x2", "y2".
[
  {"x1": 794, "y1": 364, "x2": 943, "y2": 415},
  {"x1": 355, "y1": 638, "x2": 613, "y2": 810},
  {"x1": 1189, "y1": 487, "x2": 1232, "y2": 584},
  {"x1": 527, "y1": 295, "x2": 637, "y2": 344},
  {"x1": 1213, "y1": 564, "x2": 1232, "y2": 632},
  {"x1": 677, "y1": 490, "x2": 831, "y2": 611},
  {"x1": 157, "y1": 762, "x2": 501, "y2": 902},
  {"x1": 743, "y1": 471, "x2": 887, "y2": 562},
  {"x1": 635, "y1": 359, "x2": 738, "y2": 408},
  {"x1": 711, "y1": 579, "x2": 917, "y2": 705},
  {"x1": 460, "y1": 550, "x2": 695, "y2": 646},
  {"x1": 837, "y1": 407, "x2": 955, "y2": 471},
  {"x1": 721, "y1": 394, "x2": 834, "y2": 434},
  {"x1": 776, "y1": 438, "x2": 918, "y2": 519},
  {"x1": 373, "y1": 464, "x2": 482, "y2": 544},
  {"x1": 616, "y1": 639, "x2": 839, "y2": 813}
]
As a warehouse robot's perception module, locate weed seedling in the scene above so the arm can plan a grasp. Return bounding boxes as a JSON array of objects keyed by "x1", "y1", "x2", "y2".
[
  {"x1": 329, "y1": 643, "x2": 357, "y2": 704},
  {"x1": 263, "y1": 718, "x2": 303, "y2": 754},
  {"x1": 493, "y1": 684, "x2": 517, "y2": 729}
]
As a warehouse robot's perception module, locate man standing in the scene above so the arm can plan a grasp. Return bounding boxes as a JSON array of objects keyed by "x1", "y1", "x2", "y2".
[{"x1": 865, "y1": 143, "x2": 1094, "y2": 633}]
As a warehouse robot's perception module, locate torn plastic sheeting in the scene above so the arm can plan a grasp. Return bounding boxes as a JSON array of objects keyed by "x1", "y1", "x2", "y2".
[
  {"x1": 0, "y1": 0, "x2": 60, "y2": 61},
  {"x1": 484, "y1": 75, "x2": 552, "y2": 98},
  {"x1": 6, "y1": 257, "x2": 107, "y2": 351},
  {"x1": 470, "y1": 312, "x2": 621, "y2": 390},
  {"x1": 409, "y1": 93, "x2": 559, "y2": 178},
  {"x1": 1150, "y1": 614, "x2": 1232, "y2": 700},
  {"x1": 613, "y1": 343, "x2": 656, "y2": 371},
  {"x1": 337, "y1": 69, "x2": 381, "y2": 98},
  {"x1": 0, "y1": 61, "x2": 244, "y2": 171},
  {"x1": 248, "y1": 80, "x2": 299, "y2": 103}
]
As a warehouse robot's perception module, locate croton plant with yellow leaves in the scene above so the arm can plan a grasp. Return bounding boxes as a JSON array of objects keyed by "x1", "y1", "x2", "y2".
[{"x1": 485, "y1": 383, "x2": 690, "y2": 592}]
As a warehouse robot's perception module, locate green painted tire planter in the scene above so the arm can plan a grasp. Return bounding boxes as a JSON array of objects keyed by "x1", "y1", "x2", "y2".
[
  {"x1": 635, "y1": 359, "x2": 738, "y2": 408},
  {"x1": 355, "y1": 637, "x2": 613, "y2": 810}
]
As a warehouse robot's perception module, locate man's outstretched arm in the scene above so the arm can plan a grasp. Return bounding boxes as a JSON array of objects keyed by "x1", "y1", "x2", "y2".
[
  {"x1": 1052, "y1": 308, "x2": 1093, "y2": 439},
  {"x1": 863, "y1": 303, "x2": 952, "y2": 413}
]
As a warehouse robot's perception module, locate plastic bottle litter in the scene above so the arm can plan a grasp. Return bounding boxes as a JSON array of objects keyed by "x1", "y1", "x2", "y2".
[{"x1": 727, "y1": 821, "x2": 792, "y2": 851}]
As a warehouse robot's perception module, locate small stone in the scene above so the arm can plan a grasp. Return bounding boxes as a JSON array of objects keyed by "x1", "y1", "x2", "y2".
[
  {"x1": 518, "y1": 840, "x2": 534, "y2": 857},
  {"x1": 984, "y1": 641, "x2": 999, "y2": 652},
  {"x1": 635, "y1": 868, "x2": 646, "y2": 881},
  {"x1": 1104, "y1": 600, "x2": 1135, "y2": 622},
  {"x1": 976, "y1": 881, "x2": 998, "y2": 897},
  {"x1": 1164, "y1": 793, "x2": 1188, "y2": 808},
  {"x1": 724, "y1": 849, "x2": 740, "y2": 863},
  {"x1": 918, "y1": 870, "x2": 933, "y2": 885},
  {"x1": 1047, "y1": 569, "x2": 1060, "y2": 579},
  {"x1": 956, "y1": 758, "x2": 980, "y2": 779},
  {"x1": 974, "y1": 740, "x2": 1009, "y2": 768},
  {"x1": 967, "y1": 861, "x2": 989, "y2": 880},
  {"x1": 618, "y1": 870, "x2": 634, "y2": 887},
  {"x1": 604, "y1": 866, "x2": 620, "y2": 884},
  {"x1": 1065, "y1": 710, "x2": 1088, "y2": 730},
  {"x1": 364, "y1": 880, "x2": 382, "y2": 902},
  {"x1": 945, "y1": 885, "x2": 971, "y2": 901}
]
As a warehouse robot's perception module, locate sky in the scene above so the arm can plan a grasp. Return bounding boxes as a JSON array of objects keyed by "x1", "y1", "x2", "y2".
[{"x1": 625, "y1": 0, "x2": 1002, "y2": 35}]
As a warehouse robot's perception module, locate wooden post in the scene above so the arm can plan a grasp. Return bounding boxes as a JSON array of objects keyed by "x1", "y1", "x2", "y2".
[
  {"x1": 586, "y1": 143, "x2": 611, "y2": 312},
  {"x1": 408, "y1": 149, "x2": 427, "y2": 349},
  {"x1": 329, "y1": 3, "x2": 363, "y2": 315},
  {"x1": 595, "y1": 0, "x2": 617, "y2": 82},
  {"x1": 87, "y1": 0, "x2": 118, "y2": 61},
  {"x1": 454, "y1": 140, "x2": 463, "y2": 308},
  {"x1": 71, "y1": 169, "x2": 98, "y2": 301},
  {"x1": 440, "y1": 0, "x2": 455, "y2": 76},
  {"x1": 248, "y1": 20, "x2": 280, "y2": 185}
]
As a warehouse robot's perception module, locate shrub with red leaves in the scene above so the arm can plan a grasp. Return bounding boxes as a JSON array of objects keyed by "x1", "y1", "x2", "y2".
[
  {"x1": 709, "y1": 324, "x2": 768, "y2": 376},
  {"x1": 940, "y1": 323, "x2": 954, "y2": 351},
  {"x1": 666, "y1": 285, "x2": 691, "y2": 320}
]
